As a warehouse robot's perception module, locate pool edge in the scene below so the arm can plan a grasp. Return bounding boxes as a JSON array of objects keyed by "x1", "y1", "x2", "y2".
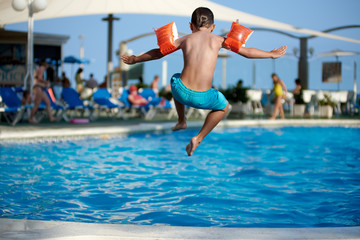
[
  {"x1": 1, "y1": 218, "x2": 359, "y2": 240},
  {"x1": 1, "y1": 119, "x2": 359, "y2": 140}
]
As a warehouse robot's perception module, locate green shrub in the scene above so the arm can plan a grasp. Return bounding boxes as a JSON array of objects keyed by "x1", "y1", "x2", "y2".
[{"x1": 220, "y1": 86, "x2": 249, "y2": 103}]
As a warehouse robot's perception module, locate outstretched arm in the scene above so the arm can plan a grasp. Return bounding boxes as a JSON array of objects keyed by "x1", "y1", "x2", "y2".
[
  {"x1": 238, "y1": 45, "x2": 287, "y2": 59},
  {"x1": 121, "y1": 48, "x2": 164, "y2": 65}
]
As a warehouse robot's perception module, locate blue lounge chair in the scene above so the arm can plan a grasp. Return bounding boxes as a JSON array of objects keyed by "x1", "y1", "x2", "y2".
[
  {"x1": 139, "y1": 88, "x2": 178, "y2": 119},
  {"x1": 119, "y1": 88, "x2": 173, "y2": 120},
  {"x1": 39, "y1": 88, "x2": 68, "y2": 122},
  {"x1": 0, "y1": 87, "x2": 32, "y2": 125},
  {"x1": 61, "y1": 87, "x2": 95, "y2": 120},
  {"x1": 118, "y1": 88, "x2": 153, "y2": 118},
  {"x1": 92, "y1": 88, "x2": 126, "y2": 118},
  {"x1": 138, "y1": 88, "x2": 157, "y2": 100}
]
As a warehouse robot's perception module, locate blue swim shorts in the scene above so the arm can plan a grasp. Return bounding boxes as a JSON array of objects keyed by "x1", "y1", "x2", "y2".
[{"x1": 170, "y1": 73, "x2": 227, "y2": 110}]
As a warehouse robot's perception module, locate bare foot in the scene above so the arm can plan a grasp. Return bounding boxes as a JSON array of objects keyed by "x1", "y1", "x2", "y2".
[
  {"x1": 268, "y1": 117, "x2": 276, "y2": 120},
  {"x1": 28, "y1": 117, "x2": 38, "y2": 124},
  {"x1": 172, "y1": 121, "x2": 187, "y2": 131},
  {"x1": 186, "y1": 137, "x2": 201, "y2": 156}
]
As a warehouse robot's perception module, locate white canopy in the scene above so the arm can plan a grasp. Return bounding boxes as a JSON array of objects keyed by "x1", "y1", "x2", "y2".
[
  {"x1": 1, "y1": 0, "x2": 360, "y2": 44},
  {"x1": 316, "y1": 49, "x2": 359, "y2": 58}
]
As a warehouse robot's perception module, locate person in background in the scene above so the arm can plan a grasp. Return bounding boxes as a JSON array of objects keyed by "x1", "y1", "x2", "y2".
[
  {"x1": 236, "y1": 79, "x2": 243, "y2": 89},
  {"x1": 292, "y1": 78, "x2": 310, "y2": 117},
  {"x1": 98, "y1": 75, "x2": 108, "y2": 88},
  {"x1": 29, "y1": 61, "x2": 58, "y2": 123},
  {"x1": 128, "y1": 85, "x2": 148, "y2": 106},
  {"x1": 292, "y1": 78, "x2": 304, "y2": 104},
  {"x1": 150, "y1": 75, "x2": 160, "y2": 95},
  {"x1": 61, "y1": 72, "x2": 71, "y2": 88},
  {"x1": 21, "y1": 90, "x2": 31, "y2": 106},
  {"x1": 53, "y1": 71, "x2": 70, "y2": 100},
  {"x1": 86, "y1": 73, "x2": 98, "y2": 89},
  {"x1": 75, "y1": 68, "x2": 84, "y2": 94},
  {"x1": 269, "y1": 73, "x2": 287, "y2": 120},
  {"x1": 46, "y1": 64, "x2": 56, "y2": 87}
]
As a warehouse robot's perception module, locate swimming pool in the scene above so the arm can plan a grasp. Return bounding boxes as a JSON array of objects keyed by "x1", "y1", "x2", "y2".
[{"x1": 0, "y1": 126, "x2": 359, "y2": 228}]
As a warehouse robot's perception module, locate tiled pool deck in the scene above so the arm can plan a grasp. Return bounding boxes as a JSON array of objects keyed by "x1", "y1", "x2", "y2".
[
  {"x1": 1, "y1": 118, "x2": 360, "y2": 239},
  {"x1": 1, "y1": 218, "x2": 359, "y2": 240}
]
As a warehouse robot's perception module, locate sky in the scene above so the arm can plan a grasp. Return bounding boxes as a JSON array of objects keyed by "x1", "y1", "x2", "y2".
[{"x1": 5, "y1": 0, "x2": 360, "y2": 91}]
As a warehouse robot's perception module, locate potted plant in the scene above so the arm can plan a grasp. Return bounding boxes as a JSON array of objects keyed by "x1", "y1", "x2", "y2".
[
  {"x1": 318, "y1": 94, "x2": 334, "y2": 118},
  {"x1": 293, "y1": 104, "x2": 306, "y2": 117}
]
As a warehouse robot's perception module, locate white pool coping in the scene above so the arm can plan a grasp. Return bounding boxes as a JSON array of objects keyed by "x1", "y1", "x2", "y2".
[
  {"x1": 1, "y1": 119, "x2": 360, "y2": 239},
  {"x1": 1, "y1": 119, "x2": 359, "y2": 140},
  {"x1": 1, "y1": 218, "x2": 359, "y2": 240}
]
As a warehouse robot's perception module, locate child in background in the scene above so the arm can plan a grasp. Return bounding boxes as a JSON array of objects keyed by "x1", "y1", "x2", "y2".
[
  {"x1": 121, "y1": 7, "x2": 286, "y2": 156},
  {"x1": 269, "y1": 73, "x2": 287, "y2": 120}
]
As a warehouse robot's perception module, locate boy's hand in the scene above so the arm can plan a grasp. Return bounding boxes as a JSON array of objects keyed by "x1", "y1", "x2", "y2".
[
  {"x1": 121, "y1": 55, "x2": 137, "y2": 65},
  {"x1": 271, "y1": 45, "x2": 287, "y2": 59}
]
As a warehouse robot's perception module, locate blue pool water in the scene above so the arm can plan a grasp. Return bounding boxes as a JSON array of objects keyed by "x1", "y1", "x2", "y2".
[{"x1": 0, "y1": 126, "x2": 359, "y2": 228}]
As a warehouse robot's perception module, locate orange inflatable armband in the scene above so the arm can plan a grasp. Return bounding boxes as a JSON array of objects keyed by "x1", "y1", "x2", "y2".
[
  {"x1": 224, "y1": 21, "x2": 253, "y2": 53},
  {"x1": 154, "y1": 22, "x2": 179, "y2": 55}
]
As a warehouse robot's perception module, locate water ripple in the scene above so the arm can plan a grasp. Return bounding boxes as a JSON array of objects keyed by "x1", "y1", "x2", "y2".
[{"x1": 0, "y1": 126, "x2": 359, "y2": 227}]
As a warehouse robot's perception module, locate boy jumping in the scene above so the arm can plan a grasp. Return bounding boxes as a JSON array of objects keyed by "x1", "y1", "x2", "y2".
[{"x1": 121, "y1": 7, "x2": 287, "y2": 156}]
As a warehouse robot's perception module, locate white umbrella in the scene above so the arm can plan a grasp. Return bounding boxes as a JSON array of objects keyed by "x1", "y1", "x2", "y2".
[
  {"x1": 1, "y1": 0, "x2": 360, "y2": 43},
  {"x1": 316, "y1": 49, "x2": 359, "y2": 58}
]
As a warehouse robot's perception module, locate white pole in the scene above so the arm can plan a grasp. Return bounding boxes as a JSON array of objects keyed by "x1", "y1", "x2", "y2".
[
  {"x1": 354, "y1": 61, "x2": 357, "y2": 103},
  {"x1": 79, "y1": 35, "x2": 85, "y2": 69},
  {"x1": 24, "y1": 0, "x2": 34, "y2": 94},
  {"x1": 162, "y1": 60, "x2": 167, "y2": 88}
]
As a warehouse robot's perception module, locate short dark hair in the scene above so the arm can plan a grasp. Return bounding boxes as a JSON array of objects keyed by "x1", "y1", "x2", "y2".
[
  {"x1": 191, "y1": 7, "x2": 214, "y2": 29},
  {"x1": 295, "y1": 78, "x2": 301, "y2": 85}
]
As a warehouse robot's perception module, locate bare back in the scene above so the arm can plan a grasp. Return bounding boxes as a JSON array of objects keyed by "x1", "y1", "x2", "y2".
[{"x1": 176, "y1": 31, "x2": 224, "y2": 91}]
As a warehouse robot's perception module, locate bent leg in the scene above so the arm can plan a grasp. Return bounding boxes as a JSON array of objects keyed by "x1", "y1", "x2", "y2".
[
  {"x1": 172, "y1": 98, "x2": 187, "y2": 131},
  {"x1": 41, "y1": 92, "x2": 57, "y2": 122},
  {"x1": 186, "y1": 102, "x2": 229, "y2": 156},
  {"x1": 279, "y1": 100, "x2": 285, "y2": 119},
  {"x1": 29, "y1": 88, "x2": 41, "y2": 124}
]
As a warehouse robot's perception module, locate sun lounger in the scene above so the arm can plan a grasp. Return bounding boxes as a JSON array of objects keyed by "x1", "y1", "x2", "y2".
[
  {"x1": 119, "y1": 88, "x2": 172, "y2": 120},
  {"x1": 92, "y1": 88, "x2": 126, "y2": 119},
  {"x1": 246, "y1": 89, "x2": 263, "y2": 114},
  {"x1": 0, "y1": 87, "x2": 32, "y2": 125},
  {"x1": 40, "y1": 88, "x2": 68, "y2": 122},
  {"x1": 61, "y1": 87, "x2": 95, "y2": 120}
]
